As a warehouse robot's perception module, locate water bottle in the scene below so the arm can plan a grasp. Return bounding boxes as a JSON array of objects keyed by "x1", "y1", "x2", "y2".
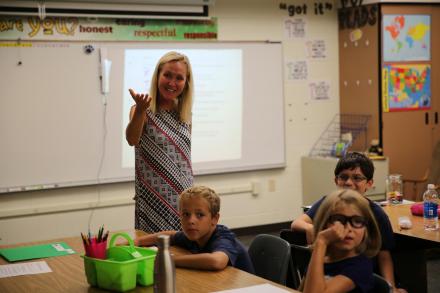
[
  {"x1": 154, "y1": 235, "x2": 175, "y2": 293},
  {"x1": 423, "y1": 184, "x2": 439, "y2": 231}
]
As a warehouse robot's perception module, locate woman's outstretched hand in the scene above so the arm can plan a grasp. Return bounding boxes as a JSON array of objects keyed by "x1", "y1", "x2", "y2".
[{"x1": 129, "y1": 88, "x2": 151, "y2": 114}]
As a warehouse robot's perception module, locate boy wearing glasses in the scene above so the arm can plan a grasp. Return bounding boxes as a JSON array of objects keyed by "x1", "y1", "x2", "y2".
[{"x1": 292, "y1": 152, "x2": 406, "y2": 293}]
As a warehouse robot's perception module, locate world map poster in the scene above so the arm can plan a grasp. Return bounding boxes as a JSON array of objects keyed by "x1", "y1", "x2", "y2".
[
  {"x1": 382, "y1": 64, "x2": 431, "y2": 112},
  {"x1": 383, "y1": 14, "x2": 430, "y2": 61}
]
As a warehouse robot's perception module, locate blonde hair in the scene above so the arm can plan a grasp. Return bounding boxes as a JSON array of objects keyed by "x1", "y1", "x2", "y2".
[
  {"x1": 313, "y1": 189, "x2": 381, "y2": 258},
  {"x1": 148, "y1": 51, "x2": 194, "y2": 124},
  {"x1": 179, "y1": 186, "x2": 220, "y2": 216}
]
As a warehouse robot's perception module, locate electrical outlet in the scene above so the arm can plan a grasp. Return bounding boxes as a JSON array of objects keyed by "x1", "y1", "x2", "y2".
[
  {"x1": 268, "y1": 179, "x2": 276, "y2": 192},
  {"x1": 251, "y1": 181, "x2": 261, "y2": 196}
]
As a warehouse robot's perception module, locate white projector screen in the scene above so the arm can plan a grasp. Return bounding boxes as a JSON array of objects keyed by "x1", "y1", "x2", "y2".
[
  {"x1": 0, "y1": 41, "x2": 285, "y2": 193},
  {"x1": 122, "y1": 48, "x2": 243, "y2": 169}
]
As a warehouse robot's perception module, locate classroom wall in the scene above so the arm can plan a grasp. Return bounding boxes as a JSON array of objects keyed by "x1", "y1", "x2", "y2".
[{"x1": 0, "y1": 0, "x2": 339, "y2": 245}]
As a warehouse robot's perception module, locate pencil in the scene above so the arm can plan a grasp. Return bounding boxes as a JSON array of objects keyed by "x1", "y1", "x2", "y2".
[
  {"x1": 99, "y1": 225, "x2": 104, "y2": 242},
  {"x1": 97, "y1": 226, "x2": 102, "y2": 242},
  {"x1": 103, "y1": 230, "x2": 109, "y2": 242},
  {"x1": 80, "y1": 232, "x2": 87, "y2": 246}
]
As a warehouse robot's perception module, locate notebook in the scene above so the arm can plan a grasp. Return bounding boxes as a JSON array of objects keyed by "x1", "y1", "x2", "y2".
[{"x1": 0, "y1": 242, "x2": 75, "y2": 262}]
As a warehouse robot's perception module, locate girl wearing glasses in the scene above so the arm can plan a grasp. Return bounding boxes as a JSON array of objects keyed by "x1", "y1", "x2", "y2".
[{"x1": 302, "y1": 189, "x2": 381, "y2": 293}]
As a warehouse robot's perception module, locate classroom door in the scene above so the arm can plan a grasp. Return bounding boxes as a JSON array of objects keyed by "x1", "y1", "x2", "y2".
[
  {"x1": 382, "y1": 111, "x2": 434, "y2": 199},
  {"x1": 381, "y1": 4, "x2": 440, "y2": 200},
  {"x1": 383, "y1": 110, "x2": 440, "y2": 200}
]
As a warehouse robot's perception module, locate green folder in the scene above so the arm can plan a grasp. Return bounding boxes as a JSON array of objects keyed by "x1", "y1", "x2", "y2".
[{"x1": 0, "y1": 242, "x2": 76, "y2": 262}]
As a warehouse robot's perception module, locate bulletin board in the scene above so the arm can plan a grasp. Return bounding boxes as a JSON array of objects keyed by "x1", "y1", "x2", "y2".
[{"x1": 338, "y1": 3, "x2": 381, "y2": 151}]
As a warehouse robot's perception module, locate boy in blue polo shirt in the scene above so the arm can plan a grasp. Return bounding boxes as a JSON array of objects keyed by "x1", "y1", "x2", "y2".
[{"x1": 134, "y1": 185, "x2": 254, "y2": 273}]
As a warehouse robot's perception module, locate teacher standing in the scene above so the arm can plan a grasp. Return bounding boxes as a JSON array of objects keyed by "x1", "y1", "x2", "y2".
[{"x1": 126, "y1": 51, "x2": 194, "y2": 233}]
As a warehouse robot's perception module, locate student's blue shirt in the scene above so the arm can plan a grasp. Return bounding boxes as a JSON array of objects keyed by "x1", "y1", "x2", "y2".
[
  {"x1": 172, "y1": 224, "x2": 255, "y2": 274},
  {"x1": 324, "y1": 254, "x2": 374, "y2": 293}
]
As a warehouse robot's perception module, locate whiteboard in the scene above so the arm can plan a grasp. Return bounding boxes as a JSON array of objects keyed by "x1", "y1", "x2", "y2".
[{"x1": 0, "y1": 41, "x2": 285, "y2": 193}]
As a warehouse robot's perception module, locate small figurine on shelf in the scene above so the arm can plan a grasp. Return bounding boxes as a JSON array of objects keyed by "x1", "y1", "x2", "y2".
[{"x1": 368, "y1": 139, "x2": 383, "y2": 156}]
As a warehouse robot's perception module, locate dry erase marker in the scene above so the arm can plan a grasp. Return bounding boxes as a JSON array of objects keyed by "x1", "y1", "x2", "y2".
[{"x1": 7, "y1": 187, "x2": 22, "y2": 192}]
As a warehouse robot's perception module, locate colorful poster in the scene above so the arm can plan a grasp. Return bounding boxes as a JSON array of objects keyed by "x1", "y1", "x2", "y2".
[
  {"x1": 0, "y1": 16, "x2": 217, "y2": 41},
  {"x1": 382, "y1": 64, "x2": 431, "y2": 112},
  {"x1": 383, "y1": 14, "x2": 430, "y2": 61}
]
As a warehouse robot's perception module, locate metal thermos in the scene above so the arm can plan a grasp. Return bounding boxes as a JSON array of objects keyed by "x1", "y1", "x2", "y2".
[{"x1": 154, "y1": 235, "x2": 176, "y2": 293}]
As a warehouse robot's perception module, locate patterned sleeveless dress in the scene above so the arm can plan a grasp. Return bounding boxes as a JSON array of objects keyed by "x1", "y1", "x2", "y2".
[{"x1": 134, "y1": 109, "x2": 193, "y2": 232}]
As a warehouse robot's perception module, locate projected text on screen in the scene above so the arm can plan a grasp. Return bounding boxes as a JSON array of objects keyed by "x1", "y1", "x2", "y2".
[{"x1": 122, "y1": 49, "x2": 243, "y2": 169}]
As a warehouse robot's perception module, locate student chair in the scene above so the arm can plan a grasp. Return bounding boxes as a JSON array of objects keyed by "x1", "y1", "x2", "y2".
[
  {"x1": 279, "y1": 229, "x2": 312, "y2": 289},
  {"x1": 373, "y1": 273, "x2": 392, "y2": 293},
  {"x1": 248, "y1": 234, "x2": 291, "y2": 286}
]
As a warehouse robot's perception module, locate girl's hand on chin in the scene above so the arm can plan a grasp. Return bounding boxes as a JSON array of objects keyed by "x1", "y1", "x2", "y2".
[{"x1": 318, "y1": 221, "x2": 347, "y2": 244}]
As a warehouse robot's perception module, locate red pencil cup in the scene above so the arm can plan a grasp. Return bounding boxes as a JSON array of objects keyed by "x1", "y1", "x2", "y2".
[{"x1": 86, "y1": 239, "x2": 107, "y2": 259}]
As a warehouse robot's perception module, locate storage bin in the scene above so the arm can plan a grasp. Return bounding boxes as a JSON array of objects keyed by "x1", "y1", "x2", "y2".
[{"x1": 82, "y1": 232, "x2": 156, "y2": 292}]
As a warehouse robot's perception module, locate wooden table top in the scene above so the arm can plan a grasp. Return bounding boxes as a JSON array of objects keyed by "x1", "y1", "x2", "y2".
[
  {"x1": 382, "y1": 202, "x2": 440, "y2": 243},
  {"x1": 0, "y1": 230, "x2": 299, "y2": 293}
]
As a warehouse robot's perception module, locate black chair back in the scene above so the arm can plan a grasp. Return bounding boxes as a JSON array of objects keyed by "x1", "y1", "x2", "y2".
[
  {"x1": 373, "y1": 273, "x2": 392, "y2": 293},
  {"x1": 248, "y1": 234, "x2": 291, "y2": 286},
  {"x1": 280, "y1": 229, "x2": 312, "y2": 289}
]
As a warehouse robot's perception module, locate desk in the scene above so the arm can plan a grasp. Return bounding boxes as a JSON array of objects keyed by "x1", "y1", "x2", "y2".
[
  {"x1": 0, "y1": 230, "x2": 299, "y2": 293},
  {"x1": 382, "y1": 203, "x2": 440, "y2": 244},
  {"x1": 382, "y1": 203, "x2": 440, "y2": 293}
]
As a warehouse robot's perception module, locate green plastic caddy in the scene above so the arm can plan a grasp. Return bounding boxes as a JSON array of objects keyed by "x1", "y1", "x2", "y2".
[{"x1": 82, "y1": 232, "x2": 157, "y2": 292}]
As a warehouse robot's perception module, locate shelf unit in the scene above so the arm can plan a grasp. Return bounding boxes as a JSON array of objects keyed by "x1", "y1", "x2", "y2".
[{"x1": 309, "y1": 113, "x2": 371, "y2": 157}]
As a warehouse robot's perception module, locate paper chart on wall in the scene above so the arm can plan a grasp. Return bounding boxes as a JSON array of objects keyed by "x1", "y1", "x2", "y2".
[
  {"x1": 284, "y1": 18, "x2": 306, "y2": 39},
  {"x1": 309, "y1": 80, "x2": 331, "y2": 100},
  {"x1": 306, "y1": 39, "x2": 327, "y2": 59},
  {"x1": 285, "y1": 60, "x2": 308, "y2": 81}
]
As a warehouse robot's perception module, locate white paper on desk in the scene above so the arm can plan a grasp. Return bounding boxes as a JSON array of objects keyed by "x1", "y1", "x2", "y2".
[
  {"x1": 379, "y1": 199, "x2": 415, "y2": 206},
  {"x1": 0, "y1": 261, "x2": 52, "y2": 278},
  {"x1": 212, "y1": 283, "x2": 291, "y2": 293}
]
